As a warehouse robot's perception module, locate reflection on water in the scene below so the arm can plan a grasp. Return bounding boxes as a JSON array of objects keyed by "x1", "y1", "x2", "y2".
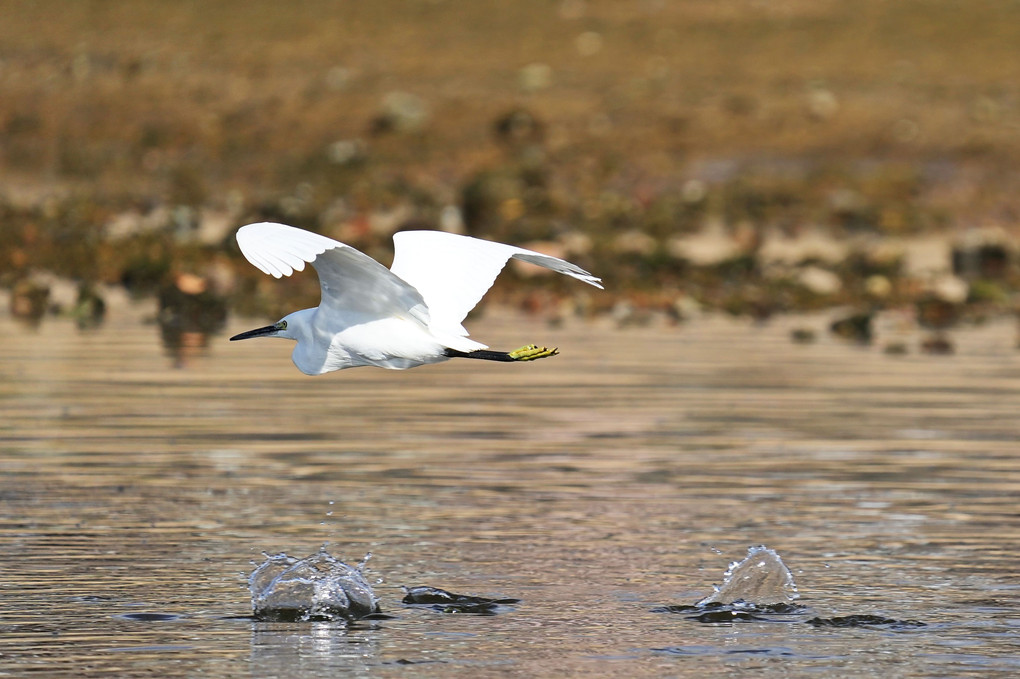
[
  {"x1": 1, "y1": 309, "x2": 1019, "y2": 677},
  {"x1": 250, "y1": 622, "x2": 384, "y2": 675},
  {"x1": 158, "y1": 273, "x2": 228, "y2": 368}
]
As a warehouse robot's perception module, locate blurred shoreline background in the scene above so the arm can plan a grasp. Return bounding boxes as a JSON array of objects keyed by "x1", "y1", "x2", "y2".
[{"x1": 2, "y1": 0, "x2": 1020, "y2": 338}]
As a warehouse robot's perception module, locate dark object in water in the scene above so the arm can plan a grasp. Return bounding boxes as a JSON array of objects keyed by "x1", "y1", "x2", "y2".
[
  {"x1": 657, "y1": 604, "x2": 926, "y2": 629},
  {"x1": 401, "y1": 586, "x2": 520, "y2": 614},
  {"x1": 116, "y1": 612, "x2": 182, "y2": 622},
  {"x1": 807, "y1": 614, "x2": 925, "y2": 629},
  {"x1": 654, "y1": 601, "x2": 804, "y2": 624}
]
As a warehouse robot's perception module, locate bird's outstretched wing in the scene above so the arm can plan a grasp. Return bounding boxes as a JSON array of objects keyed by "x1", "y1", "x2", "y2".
[
  {"x1": 236, "y1": 222, "x2": 429, "y2": 326},
  {"x1": 389, "y1": 230, "x2": 602, "y2": 336}
]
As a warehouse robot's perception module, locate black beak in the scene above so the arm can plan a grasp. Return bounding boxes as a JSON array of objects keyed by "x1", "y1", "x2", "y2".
[{"x1": 230, "y1": 324, "x2": 279, "y2": 341}]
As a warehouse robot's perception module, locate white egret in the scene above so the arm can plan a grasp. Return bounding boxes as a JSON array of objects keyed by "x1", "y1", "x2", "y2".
[{"x1": 230, "y1": 222, "x2": 602, "y2": 374}]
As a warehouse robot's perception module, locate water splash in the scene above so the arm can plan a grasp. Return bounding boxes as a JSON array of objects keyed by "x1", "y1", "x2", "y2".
[
  {"x1": 248, "y1": 547, "x2": 380, "y2": 622},
  {"x1": 654, "y1": 545, "x2": 803, "y2": 623},
  {"x1": 656, "y1": 546, "x2": 925, "y2": 629},
  {"x1": 697, "y1": 545, "x2": 798, "y2": 606}
]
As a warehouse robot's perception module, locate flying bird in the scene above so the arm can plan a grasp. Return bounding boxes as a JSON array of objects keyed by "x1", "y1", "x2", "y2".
[{"x1": 230, "y1": 222, "x2": 602, "y2": 374}]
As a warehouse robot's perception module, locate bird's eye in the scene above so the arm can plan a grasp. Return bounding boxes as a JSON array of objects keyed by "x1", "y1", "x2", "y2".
[{"x1": 279, "y1": 320, "x2": 287, "y2": 329}]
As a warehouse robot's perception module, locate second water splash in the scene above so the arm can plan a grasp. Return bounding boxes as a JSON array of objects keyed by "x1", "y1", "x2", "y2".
[
  {"x1": 656, "y1": 545, "x2": 804, "y2": 623},
  {"x1": 657, "y1": 545, "x2": 925, "y2": 628},
  {"x1": 698, "y1": 544, "x2": 799, "y2": 607}
]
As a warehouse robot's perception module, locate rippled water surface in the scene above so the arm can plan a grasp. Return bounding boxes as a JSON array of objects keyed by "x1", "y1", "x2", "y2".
[{"x1": 2, "y1": 309, "x2": 1018, "y2": 677}]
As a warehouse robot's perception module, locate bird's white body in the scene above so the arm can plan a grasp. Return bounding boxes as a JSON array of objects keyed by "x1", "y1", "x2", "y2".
[
  {"x1": 231, "y1": 222, "x2": 602, "y2": 375},
  {"x1": 291, "y1": 311, "x2": 451, "y2": 373}
]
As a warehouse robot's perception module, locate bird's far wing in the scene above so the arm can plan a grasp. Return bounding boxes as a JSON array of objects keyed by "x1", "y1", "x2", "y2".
[
  {"x1": 236, "y1": 222, "x2": 429, "y2": 325},
  {"x1": 389, "y1": 230, "x2": 602, "y2": 336}
]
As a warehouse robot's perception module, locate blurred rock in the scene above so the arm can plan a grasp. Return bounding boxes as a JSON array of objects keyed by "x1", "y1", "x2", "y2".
[
  {"x1": 519, "y1": 63, "x2": 552, "y2": 92},
  {"x1": 865, "y1": 274, "x2": 893, "y2": 299},
  {"x1": 920, "y1": 333, "x2": 954, "y2": 355},
  {"x1": 667, "y1": 226, "x2": 740, "y2": 266},
  {"x1": 967, "y1": 279, "x2": 1009, "y2": 304},
  {"x1": 559, "y1": 230, "x2": 593, "y2": 258},
  {"x1": 669, "y1": 295, "x2": 702, "y2": 323},
  {"x1": 790, "y1": 327, "x2": 817, "y2": 344},
  {"x1": 31, "y1": 274, "x2": 80, "y2": 313},
  {"x1": 721, "y1": 286, "x2": 776, "y2": 322},
  {"x1": 952, "y1": 227, "x2": 1013, "y2": 280},
  {"x1": 797, "y1": 266, "x2": 842, "y2": 297},
  {"x1": 611, "y1": 300, "x2": 656, "y2": 328},
  {"x1": 327, "y1": 138, "x2": 367, "y2": 166},
  {"x1": 368, "y1": 203, "x2": 415, "y2": 239},
  {"x1": 883, "y1": 341, "x2": 909, "y2": 355},
  {"x1": 369, "y1": 91, "x2": 430, "y2": 135},
  {"x1": 494, "y1": 108, "x2": 545, "y2": 147},
  {"x1": 830, "y1": 311, "x2": 873, "y2": 343},
  {"x1": 848, "y1": 240, "x2": 905, "y2": 280},
  {"x1": 193, "y1": 207, "x2": 238, "y2": 245},
  {"x1": 915, "y1": 294, "x2": 960, "y2": 331},
  {"x1": 930, "y1": 275, "x2": 969, "y2": 305},
  {"x1": 807, "y1": 85, "x2": 839, "y2": 121},
  {"x1": 105, "y1": 205, "x2": 172, "y2": 240},
  {"x1": 681, "y1": 179, "x2": 707, "y2": 204},
  {"x1": 120, "y1": 242, "x2": 173, "y2": 297},
  {"x1": 73, "y1": 283, "x2": 106, "y2": 330},
  {"x1": 613, "y1": 230, "x2": 657, "y2": 257},
  {"x1": 828, "y1": 188, "x2": 869, "y2": 225},
  {"x1": 461, "y1": 169, "x2": 524, "y2": 233},
  {"x1": 10, "y1": 277, "x2": 50, "y2": 325},
  {"x1": 758, "y1": 228, "x2": 847, "y2": 267},
  {"x1": 900, "y1": 235, "x2": 953, "y2": 277}
]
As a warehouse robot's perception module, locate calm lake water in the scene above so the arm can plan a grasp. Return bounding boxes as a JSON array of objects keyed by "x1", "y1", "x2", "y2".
[{"x1": 2, "y1": 306, "x2": 1018, "y2": 677}]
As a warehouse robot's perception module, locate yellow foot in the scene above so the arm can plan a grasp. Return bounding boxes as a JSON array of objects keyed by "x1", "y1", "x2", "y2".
[{"x1": 508, "y1": 344, "x2": 559, "y2": 361}]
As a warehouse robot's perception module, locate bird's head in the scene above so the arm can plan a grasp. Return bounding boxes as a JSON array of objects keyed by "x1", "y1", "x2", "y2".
[{"x1": 230, "y1": 315, "x2": 298, "y2": 342}]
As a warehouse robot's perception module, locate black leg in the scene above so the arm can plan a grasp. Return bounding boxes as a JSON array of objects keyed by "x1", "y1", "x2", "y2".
[
  {"x1": 444, "y1": 344, "x2": 559, "y2": 362},
  {"x1": 444, "y1": 348, "x2": 516, "y2": 362}
]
